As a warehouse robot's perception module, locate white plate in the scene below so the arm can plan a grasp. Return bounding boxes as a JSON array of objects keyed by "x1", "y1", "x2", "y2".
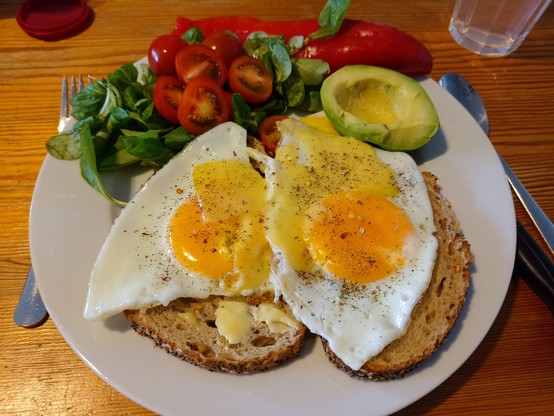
[{"x1": 29, "y1": 76, "x2": 516, "y2": 416}]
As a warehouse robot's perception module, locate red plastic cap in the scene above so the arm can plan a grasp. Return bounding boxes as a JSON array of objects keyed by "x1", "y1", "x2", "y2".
[{"x1": 16, "y1": 0, "x2": 92, "y2": 40}]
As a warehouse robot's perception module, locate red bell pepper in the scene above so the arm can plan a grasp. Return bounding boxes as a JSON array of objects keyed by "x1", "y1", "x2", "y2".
[{"x1": 172, "y1": 17, "x2": 432, "y2": 76}]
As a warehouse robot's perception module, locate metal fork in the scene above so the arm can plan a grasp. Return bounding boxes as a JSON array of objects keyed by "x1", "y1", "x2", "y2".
[{"x1": 14, "y1": 75, "x2": 87, "y2": 328}]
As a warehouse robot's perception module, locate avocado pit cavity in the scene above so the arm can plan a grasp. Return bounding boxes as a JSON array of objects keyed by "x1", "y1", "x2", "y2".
[{"x1": 321, "y1": 65, "x2": 439, "y2": 151}]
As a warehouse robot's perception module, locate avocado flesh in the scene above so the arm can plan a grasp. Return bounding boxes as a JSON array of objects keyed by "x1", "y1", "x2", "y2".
[{"x1": 321, "y1": 66, "x2": 439, "y2": 151}]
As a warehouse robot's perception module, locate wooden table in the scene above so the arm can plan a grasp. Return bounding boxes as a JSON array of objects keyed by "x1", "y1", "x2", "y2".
[{"x1": 1, "y1": 0, "x2": 553, "y2": 414}]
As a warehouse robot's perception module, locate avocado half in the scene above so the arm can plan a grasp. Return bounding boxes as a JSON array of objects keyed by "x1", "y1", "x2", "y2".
[{"x1": 320, "y1": 65, "x2": 439, "y2": 151}]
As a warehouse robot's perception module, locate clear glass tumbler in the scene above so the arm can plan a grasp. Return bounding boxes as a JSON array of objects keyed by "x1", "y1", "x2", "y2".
[{"x1": 449, "y1": 0, "x2": 552, "y2": 56}]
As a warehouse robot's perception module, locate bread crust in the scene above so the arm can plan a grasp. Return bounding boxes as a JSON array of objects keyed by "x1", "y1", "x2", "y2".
[
  {"x1": 124, "y1": 294, "x2": 307, "y2": 374},
  {"x1": 322, "y1": 172, "x2": 473, "y2": 380}
]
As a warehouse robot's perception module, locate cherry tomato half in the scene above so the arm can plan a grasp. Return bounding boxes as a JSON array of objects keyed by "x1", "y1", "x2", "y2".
[
  {"x1": 202, "y1": 31, "x2": 244, "y2": 68},
  {"x1": 228, "y1": 55, "x2": 273, "y2": 104},
  {"x1": 177, "y1": 77, "x2": 232, "y2": 135},
  {"x1": 153, "y1": 76, "x2": 185, "y2": 124},
  {"x1": 259, "y1": 115, "x2": 289, "y2": 156},
  {"x1": 148, "y1": 34, "x2": 188, "y2": 77},
  {"x1": 175, "y1": 44, "x2": 228, "y2": 87}
]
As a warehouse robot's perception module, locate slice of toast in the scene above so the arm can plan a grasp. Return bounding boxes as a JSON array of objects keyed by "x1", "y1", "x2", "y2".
[
  {"x1": 124, "y1": 294, "x2": 307, "y2": 374},
  {"x1": 322, "y1": 171, "x2": 473, "y2": 380}
]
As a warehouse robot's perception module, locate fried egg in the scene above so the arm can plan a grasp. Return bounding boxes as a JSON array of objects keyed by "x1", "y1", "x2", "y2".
[
  {"x1": 84, "y1": 122, "x2": 273, "y2": 320},
  {"x1": 259, "y1": 118, "x2": 438, "y2": 371},
  {"x1": 85, "y1": 115, "x2": 438, "y2": 371}
]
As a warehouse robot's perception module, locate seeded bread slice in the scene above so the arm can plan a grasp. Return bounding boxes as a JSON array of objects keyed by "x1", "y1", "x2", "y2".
[
  {"x1": 124, "y1": 294, "x2": 306, "y2": 374},
  {"x1": 322, "y1": 171, "x2": 473, "y2": 380}
]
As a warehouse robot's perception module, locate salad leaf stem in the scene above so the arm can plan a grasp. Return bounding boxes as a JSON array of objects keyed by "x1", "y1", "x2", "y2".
[{"x1": 79, "y1": 124, "x2": 127, "y2": 208}]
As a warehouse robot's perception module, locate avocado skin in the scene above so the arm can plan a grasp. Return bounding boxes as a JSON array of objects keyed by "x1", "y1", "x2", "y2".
[{"x1": 320, "y1": 65, "x2": 439, "y2": 151}]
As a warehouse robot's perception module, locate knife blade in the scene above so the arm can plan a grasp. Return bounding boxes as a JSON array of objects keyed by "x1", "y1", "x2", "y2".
[{"x1": 500, "y1": 155, "x2": 554, "y2": 257}]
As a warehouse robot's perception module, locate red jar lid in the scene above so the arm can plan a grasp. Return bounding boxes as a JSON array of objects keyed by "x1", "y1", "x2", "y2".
[{"x1": 16, "y1": 0, "x2": 91, "y2": 40}]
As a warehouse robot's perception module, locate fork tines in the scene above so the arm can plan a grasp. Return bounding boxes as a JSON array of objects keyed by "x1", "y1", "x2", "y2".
[
  {"x1": 60, "y1": 75, "x2": 69, "y2": 120},
  {"x1": 61, "y1": 74, "x2": 90, "y2": 118},
  {"x1": 59, "y1": 74, "x2": 91, "y2": 134}
]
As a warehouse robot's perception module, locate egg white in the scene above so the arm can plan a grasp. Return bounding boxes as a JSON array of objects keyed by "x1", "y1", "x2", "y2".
[{"x1": 84, "y1": 122, "x2": 273, "y2": 321}]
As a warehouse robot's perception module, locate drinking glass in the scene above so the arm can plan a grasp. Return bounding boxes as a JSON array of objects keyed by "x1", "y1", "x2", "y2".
[{"x1": 449, "y1": 0, "x2": 552, "y2": 56}]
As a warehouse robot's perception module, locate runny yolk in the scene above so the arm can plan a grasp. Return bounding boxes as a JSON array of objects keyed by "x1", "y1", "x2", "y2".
[
  {"x1": 168, "y1": 196, "x2": 237, "y2": 279},
  {"x1": 307, "y1": 190, "x2": 415, "y2": 283},
  {"x1": 167, "y1": 159, "x2": 270, "y2": 293}
]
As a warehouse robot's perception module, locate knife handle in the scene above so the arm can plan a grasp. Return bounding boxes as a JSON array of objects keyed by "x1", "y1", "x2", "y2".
[
  {"x1": 13, "y1": 267, "x2": 48, "y2": 327},
  {"x1": 516, "y1": 220, "x2": 554, "y2": 314}
]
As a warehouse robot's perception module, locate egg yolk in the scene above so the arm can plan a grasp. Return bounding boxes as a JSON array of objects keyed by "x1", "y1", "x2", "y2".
[
  {"x1": 167, "y1": 159, "x2": 270, "y2": 293},
  {"x1": 169, "y1": 196, "x2": 236, "y2": 278},
  {"x1": 301, "y1": 113, "x2": 339, "y2": 134},
  {"x1": 266, "y1": 118, "x2": 402, "y2": 276},
  {"x1": 306, "y1": 190, "x2": 415, "y2": 283}
]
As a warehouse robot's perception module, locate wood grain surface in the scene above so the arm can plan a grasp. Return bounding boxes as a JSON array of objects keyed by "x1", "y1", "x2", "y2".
[{"x1": 1, "y1": 0, "x2": 553, "y2": 414}]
